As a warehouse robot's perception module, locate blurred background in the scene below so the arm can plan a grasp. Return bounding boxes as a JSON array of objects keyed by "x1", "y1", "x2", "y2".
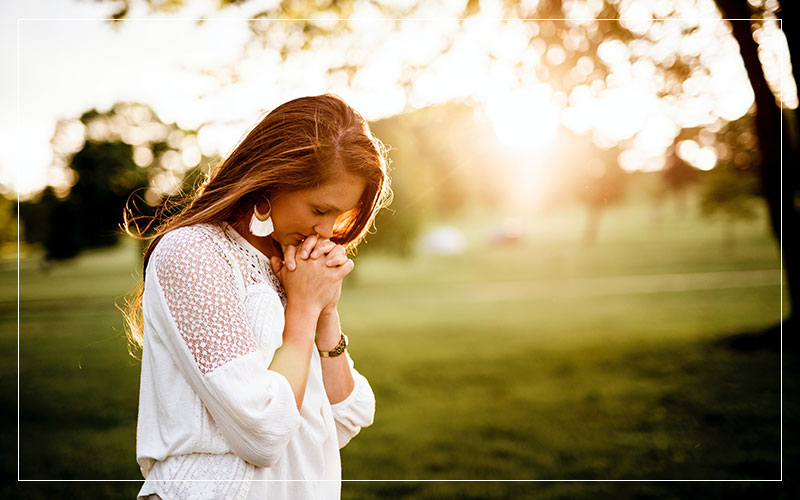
[{"x1": 2, "y1": 0, "x2": 798, "y2": 498}]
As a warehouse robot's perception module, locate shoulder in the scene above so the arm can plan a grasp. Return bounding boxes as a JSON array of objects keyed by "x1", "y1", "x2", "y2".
[
  {"x1": 154, "y1": 223, "x2": 223, "y2": 256},
  {"x1": 151, "y1": 223, "x2": 232, "y2": 275}
]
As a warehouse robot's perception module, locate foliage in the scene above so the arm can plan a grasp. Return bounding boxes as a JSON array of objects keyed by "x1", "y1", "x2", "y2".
[
  {"x1": 558, "y1": 128, "x2": 627, "y2": 210},
  {"x1": 366, "y1": 102, "x2": 511, "y2": 255},
  {"x1": 662, "y1": 148, "x2": 699, "y2": 190},
  {"x1": 96, "y1": 0, "x2": 726, "y2": 129},
  {"x1": 700, "y1": 166, "x2": 761, "y2": 223},
  {"x1": 0, "y1": 193, "x2": 18, "y2": 244},
  {"x1": 18, "y1": 103, "x2": 209, "y2": 260},
  {"x1": 532, "y1": 126, "x2": 628, "y2": 244},
  {"x1": 699, "y1": 114, "x2": 763, "y2": 228}
]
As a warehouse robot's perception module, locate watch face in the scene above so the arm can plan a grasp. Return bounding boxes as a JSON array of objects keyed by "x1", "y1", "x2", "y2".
[{"x1": 331, "y1": 334, "x2": 347, "y2": 356}]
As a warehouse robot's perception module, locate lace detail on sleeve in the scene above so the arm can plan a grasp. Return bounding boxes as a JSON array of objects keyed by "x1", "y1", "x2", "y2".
[{"x1": 153, "y1": 225, "x2": 258, "y2": 374}]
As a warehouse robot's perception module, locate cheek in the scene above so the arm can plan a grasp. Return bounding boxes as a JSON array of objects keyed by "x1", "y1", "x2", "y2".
[{"x1": 272, "y1": 212, "x2": 308, "y2": 241}]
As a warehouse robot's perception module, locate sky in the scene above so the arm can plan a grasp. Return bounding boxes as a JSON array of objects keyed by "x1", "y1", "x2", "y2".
[{"x1": 1, "y1": 0, "x2": 795, "y2": 200}]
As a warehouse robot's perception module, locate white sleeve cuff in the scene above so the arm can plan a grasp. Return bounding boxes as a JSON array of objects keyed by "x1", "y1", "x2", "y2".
[
  {"x1": 330, "y1": 355, "x2": 375, "y2": 448},
  {"x1": 203, "y1": 350, "x2": 302, "y2": 466}
]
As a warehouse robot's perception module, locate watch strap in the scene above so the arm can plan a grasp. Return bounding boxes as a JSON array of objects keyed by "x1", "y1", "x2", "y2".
[{"x1": 318, "y1": 333, "x2": 348, "y2": 358}]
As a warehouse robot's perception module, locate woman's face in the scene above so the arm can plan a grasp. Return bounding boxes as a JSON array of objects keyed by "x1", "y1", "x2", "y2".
[{"x1": 268, "y1": 174, "x2": 367, "y2": 248}]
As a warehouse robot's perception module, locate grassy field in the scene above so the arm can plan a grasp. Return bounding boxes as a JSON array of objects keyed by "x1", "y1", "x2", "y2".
[{"x1": 2, "y1": 195, "x2": 796, "y2": 499}]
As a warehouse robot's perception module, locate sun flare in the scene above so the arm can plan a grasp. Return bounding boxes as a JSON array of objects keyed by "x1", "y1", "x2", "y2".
[{"x1": 485, "y1": 85, "x2": 560, "y2": 150}]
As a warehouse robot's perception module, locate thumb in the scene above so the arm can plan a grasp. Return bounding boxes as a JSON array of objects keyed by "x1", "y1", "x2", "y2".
[{"x1": 269, "y1": 256, "x2": 283, "y2": 274}]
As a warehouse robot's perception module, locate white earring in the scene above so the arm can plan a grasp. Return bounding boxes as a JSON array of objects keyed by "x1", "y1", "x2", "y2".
[{"x1": 249, "y1": 198, "x2": 274, "y2": 237}]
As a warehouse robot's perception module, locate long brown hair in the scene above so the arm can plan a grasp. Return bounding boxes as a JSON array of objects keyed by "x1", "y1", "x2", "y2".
[{"x1": 120, "y1": 94, "x2": 392, "y2": 355}]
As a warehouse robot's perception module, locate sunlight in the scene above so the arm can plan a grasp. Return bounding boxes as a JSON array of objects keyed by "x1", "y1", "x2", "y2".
[
  {"x1": 592, "y1": 87, "x2": 651, "y2": 144},
  {"x1": 485, "y1": 84, "x2": 560, "y2": 150},
  {"x1": 677, "y1": 139, "x2": 718, "y2": 171},
  {"x1": 509, "y1": 152, "x2": 554, "y2": 209}
]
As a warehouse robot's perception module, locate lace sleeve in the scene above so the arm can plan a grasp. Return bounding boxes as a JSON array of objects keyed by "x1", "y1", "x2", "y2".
[
  {"x1": 146, "y1": 225, "x2": 301, "y2": 467},
  {"x1": 153, "y1": 226, "x2": 258, "y2": 374}
]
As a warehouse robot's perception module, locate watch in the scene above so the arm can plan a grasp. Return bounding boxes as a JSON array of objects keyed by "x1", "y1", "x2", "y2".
[{"x1": 318, "y1": 333, "x2": 348, "y2": 358}]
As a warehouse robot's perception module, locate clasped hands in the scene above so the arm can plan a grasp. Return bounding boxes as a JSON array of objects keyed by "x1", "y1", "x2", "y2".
[{"x1": 268, "y1": 234, "x2": 353, "y2": 317}]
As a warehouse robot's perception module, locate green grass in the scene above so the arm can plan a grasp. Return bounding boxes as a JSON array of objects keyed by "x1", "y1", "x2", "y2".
[{"x1": 3, "y1": 195, "x2": 795, "y2": 499}]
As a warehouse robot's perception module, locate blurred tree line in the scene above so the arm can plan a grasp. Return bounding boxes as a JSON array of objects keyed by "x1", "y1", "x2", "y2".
[
  {"x1": 3, "y1": 96, "x2": 762, "y2": 262},
  {"x1": 15, "y1": 103, "x2": 210, "y2": 261},
  {"x1": 7, "y1": 100, "x2": 511, "y2": 261}
]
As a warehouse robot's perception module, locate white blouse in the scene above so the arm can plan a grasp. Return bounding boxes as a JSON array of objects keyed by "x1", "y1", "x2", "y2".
[{"x1": 136, "y1": 222, "x2": 375, "y2": 500}]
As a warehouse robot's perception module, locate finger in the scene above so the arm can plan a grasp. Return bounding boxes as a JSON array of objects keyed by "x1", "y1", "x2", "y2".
[
  {"x1": 284, "y1": 245, "x2": 298, "y2": 271},
  {"x1": 324, "y1": 245, "x2": 346, "y2": 266},
  {"x1": 310, "y1": 239, "x2": 336, "y2": 259},
  {"x1": 326, "y1": 255, "x2": 348, "y2": 267},
  {"x1": 299, "y1": 234, "x2": 318, "y2": 259},
  {"x1": 339, "y1": 258, "x2": 355, "y2": 276},
  {"x1": 269, "y1": 256, "x2": 283, "y2": 274}
]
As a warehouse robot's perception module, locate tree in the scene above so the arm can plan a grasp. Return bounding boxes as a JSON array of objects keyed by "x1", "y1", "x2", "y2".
[
  {"x1": 367, "y1": 101, "x2": 510, "y2": 255},
  {"x1": 19, "y1": 102, "x2": 209, "y2": 260},
  {"x1": 552, "y1": 126, "x2": 627, "y2": 245},
  {"x1": 691, "y1": 113, "x2": 762, "y2": 243},
  {"x1": 713, "y1": 0, "x2": 798, "y2": 333},
  {"x1": 0, "y1": 192, "x2": 20, "y2": 245},
  {"x1": 661, "y1": 147, "x2": 699, "y2": 218},
  {"x1": 700, "y1": 161, "x2": 761, "y2": 245}
]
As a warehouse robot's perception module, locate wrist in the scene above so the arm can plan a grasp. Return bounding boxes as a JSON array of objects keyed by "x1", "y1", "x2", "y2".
[
  {"x1": 284, "y1": 301, "x2": 320, "y2": 343},
  {"x1": 319, "y1": 305, "x2": 339, "y2": 319},
  {"x1": 315, "y1": 333, "x2": 341, "y2": 352},
  {"x1": 315, "y1": 311, "x2": 341, "y2": 349},
  {"x1": 282, "y1": 332, "x2": 315, "y2": 351},
  {"x1": 286, "y1": 298, "x2": 322, "y2": 318},
  {"x1": 317, "y1": 307, "x2": 339, "y2": 331}
]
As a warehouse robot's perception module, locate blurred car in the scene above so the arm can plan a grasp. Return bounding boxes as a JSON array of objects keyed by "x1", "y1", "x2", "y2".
[
  {"x1": 488, "y1": 218, "x2": 524, "y2": 246},
  {"x1": 417, "y1": 226, "x2": 467, "y2": 255}
]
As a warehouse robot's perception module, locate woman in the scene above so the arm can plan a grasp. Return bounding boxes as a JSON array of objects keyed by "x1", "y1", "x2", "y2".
[{"x1": 123, "y1": 94, "x2": 392, "y2": 499}]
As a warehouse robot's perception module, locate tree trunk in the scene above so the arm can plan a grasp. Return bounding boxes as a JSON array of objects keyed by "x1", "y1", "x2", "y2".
[
  {"x1": 778, "y1": 1, "x2": 799, "y2": 116},
  {"x1": 715, "y1": 0, "x2": 798, "y2": 326}
]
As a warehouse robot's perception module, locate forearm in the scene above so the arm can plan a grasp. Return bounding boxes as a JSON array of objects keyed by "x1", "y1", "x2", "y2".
[
  {"x1": 316, "y1": 309, "x2": 355, "y2": 404},
  {"x1": 268, "y1": 302, "x2": 317, "y2": 410}
]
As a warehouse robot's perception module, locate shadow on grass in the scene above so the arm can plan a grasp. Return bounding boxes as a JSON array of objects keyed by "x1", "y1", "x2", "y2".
[{"x1": 715, "y1": 314, "x2": 799, "y2": 357}]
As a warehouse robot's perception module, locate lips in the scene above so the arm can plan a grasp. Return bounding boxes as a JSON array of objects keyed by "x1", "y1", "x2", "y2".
[{"x1": 286, "y1": 233, "x2": 312, "y2": 247}]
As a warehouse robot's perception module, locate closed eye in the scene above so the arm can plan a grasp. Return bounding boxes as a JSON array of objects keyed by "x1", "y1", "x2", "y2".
[{"x1": 313, "y1": 208, "x2": 327, "y2": 215}]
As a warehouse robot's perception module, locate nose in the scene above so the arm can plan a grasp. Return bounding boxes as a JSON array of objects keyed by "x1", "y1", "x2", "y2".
[{"x1": 314, "y1": 218, "x2": 335, "y2": 240}]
